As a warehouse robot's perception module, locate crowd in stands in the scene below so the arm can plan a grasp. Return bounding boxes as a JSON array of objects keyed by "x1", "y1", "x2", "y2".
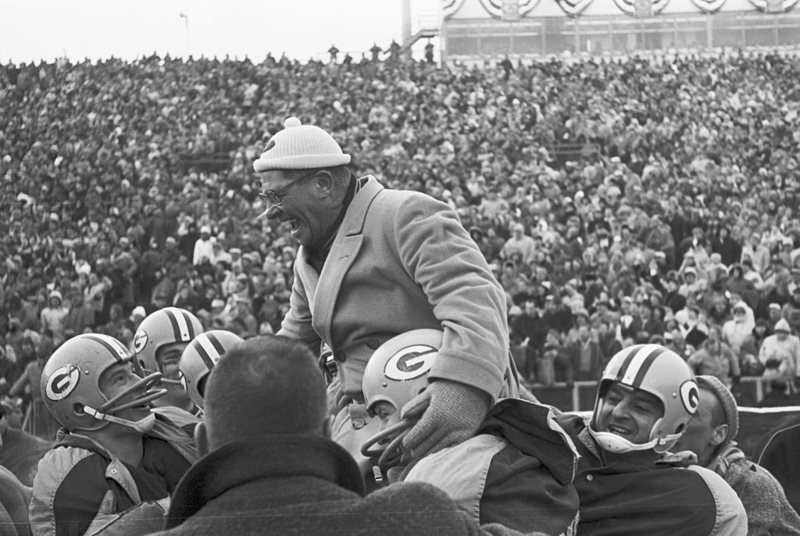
[{"x1": 1, "y1": 48, "x2": 800, "y2": 438}]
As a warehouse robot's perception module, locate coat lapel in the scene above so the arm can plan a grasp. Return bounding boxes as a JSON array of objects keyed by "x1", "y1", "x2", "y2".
[{"x1": 312, "y1": 177, "x2": 383, "y2": 345}]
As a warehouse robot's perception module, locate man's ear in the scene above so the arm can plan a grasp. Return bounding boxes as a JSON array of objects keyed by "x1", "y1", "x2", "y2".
[
  {"x1": 194, "y1": 421, "x2": 209, "y2": 457},
  {"x1": 710, "y1": 423, "x2": 729, "y2": 447},
  {"x1": 313, "y1": 171, "x2": 333, "y2": 197}
]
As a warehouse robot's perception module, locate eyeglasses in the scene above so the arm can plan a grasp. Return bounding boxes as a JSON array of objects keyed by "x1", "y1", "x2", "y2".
[{"x1": 258, "y1": 170, "x2": 318, "y2": 208}]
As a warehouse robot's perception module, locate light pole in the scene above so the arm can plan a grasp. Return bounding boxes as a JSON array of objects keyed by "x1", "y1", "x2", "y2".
[{"x1": 179, "y1": 13, "x2": 190, "y2": 58}]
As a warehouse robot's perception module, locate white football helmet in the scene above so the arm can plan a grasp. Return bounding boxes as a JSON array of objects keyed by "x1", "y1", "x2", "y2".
[
  {"x1": 179, "y1": 330, "x2": 244, "y2": 409},
  {"x1": 361, "y1": 329, "x2": 441, "y2": 470},
  {"x1": 41, "y1": 333, "x2": 166, "y2": 433},
  {"x1": 589, "y1": 344, "x2": 699, "y2": 454},
  {"x1": 132, "y1": 307, "x2": 203, "y2": 384}
]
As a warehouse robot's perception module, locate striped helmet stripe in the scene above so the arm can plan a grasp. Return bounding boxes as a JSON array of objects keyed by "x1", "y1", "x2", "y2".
[
  {"x1": 631, "y1": 347, "x2": 667, "y2": 388},
  {"x1": 165, "y1": 307, "x2": 193, "y2": 342},
  {"x1": 617, "y1": 345, "x2": 665, "y2": 388},
  {"x1": 614, "y1": 346, "x2": 640, "y2": 383},
  {"x1": 193, "y1": 335, "x2": 220, "y2": 370},
  {"x1": 206, "y1": 332, "x2": 226, "y2": 356},
  {"x1": 83, "y1": 334, "x2": 130, "y2": 362}
]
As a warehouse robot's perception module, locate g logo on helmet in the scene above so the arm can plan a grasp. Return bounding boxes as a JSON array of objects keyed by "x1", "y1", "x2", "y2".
[
  {"x1": 679, "y1": 380, "x2": 700, "y2": 415},
  {"x1": 46, "y1": 365, "x2": 80, "y2": 402},
  {"x1": 133, "y1": 330, "x2": 148, "y2": 353},
  {"x1": 384, "y1": 344, "x2": 437, "y2": 382}
]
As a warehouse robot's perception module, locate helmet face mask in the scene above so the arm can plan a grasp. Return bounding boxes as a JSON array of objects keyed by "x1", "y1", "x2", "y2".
[
  {"x1": 589, "y1": 344, "x2": 699, "y2": 454},
  {"x1": 361, "y1": 329, "x2": 442, "y2": 470},
  {"x1": 179, "y1": 330, "x2": 244, "y2": 409},
  {"x1": 41, "y1": 334, "x2": 166, "y2": 433},
  {"x1": 133, "y1": 307, "x2": 203, "y2": 382}
]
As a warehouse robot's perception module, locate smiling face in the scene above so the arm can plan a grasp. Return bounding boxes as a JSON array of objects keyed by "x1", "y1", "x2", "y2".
[
  {"x1": 259, "y1": 169, "x2": 341, "y2": 248},
  {"x1": 595, "y1": 382, "x2": 663, "y2": 446}
]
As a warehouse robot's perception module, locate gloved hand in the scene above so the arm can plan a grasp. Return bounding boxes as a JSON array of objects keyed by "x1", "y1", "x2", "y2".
[{"x1": 400, "y1": 380, "x2": 490, "y2": 461}]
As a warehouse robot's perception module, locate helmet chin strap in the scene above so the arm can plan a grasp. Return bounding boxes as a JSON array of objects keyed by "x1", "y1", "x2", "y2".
[
  {"x1": 588, "y1": 426, "x2": 682, "y2": 454},
  {"x1": 83, "y1": 406, "x2": 157, "y2": 435}
]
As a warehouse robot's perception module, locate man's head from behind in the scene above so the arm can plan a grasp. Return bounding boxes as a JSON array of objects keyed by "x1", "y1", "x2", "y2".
[
  {"x1": 673, "y1": 375, "x2": 738, "y2": 467},
  {"x1": 590, "y1": 344, "x2": 699, "y2": 455},
  {"x1": 197, "y1": 335, "x2": 327, "y2": 455}
]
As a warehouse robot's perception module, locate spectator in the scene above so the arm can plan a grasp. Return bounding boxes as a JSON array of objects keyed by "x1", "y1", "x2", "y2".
[
  {"x1": 192, "y1": 225, "x2": 215, "y2": 266},
  {"x1": 721, "y1": 301, "x2": 755, "y2": 361},
  {"x1": 39, "y1": 290, "x2": 69, "y2": 348},
  {"x1": 759, "y1": 319, "x2": 800, "y2": 390},
  {"x1": 687, "y1": 326, "x2": 741, "y2": 387},
  {"x1": 503, "y1": 222, "x2": 536, "y2": 265}
]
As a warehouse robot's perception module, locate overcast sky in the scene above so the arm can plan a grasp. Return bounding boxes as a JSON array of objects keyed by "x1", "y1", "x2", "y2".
[{"x1": 0, "y1": 0, "x2": 437, "y2": 64}]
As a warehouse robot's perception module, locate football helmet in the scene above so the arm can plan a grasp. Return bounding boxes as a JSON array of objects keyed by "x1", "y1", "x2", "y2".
[
  {"x1": 179, "y1": 330, "x2": 244, "y2": 409},
  {"x1": 133, "y1": 307, "x2": 203, "y2": 384},
  {"x1": 361, "y1": 329, "x2": 441, "y2": 470},
  {"x1": 41, "y1": 333, "x2": 166, "y2": 433},
  {"x1": 589, "y1": 344, "x2": 699, "y2": 454}
]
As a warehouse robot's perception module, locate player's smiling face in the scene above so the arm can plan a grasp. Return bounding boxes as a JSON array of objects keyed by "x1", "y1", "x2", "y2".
[{"x1": 595, "y1": 382, "x2": 663, "y2": 446}]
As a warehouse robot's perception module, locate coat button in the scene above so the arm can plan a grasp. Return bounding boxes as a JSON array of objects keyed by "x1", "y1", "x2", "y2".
[
  {"x1": 367, "y1": 339, "x2": 380, "y2": 350},
  {"x1": 586, "y1": 474, "x2": 593, "y2": 481}
]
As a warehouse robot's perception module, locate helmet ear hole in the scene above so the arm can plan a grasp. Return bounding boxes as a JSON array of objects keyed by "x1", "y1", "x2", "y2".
[
  {"x1": 674, "y1": 423, "x2": 686, "y2": 435},
  {"x1": 73, "y1": 403, "x2": 85, "y2": 415}
]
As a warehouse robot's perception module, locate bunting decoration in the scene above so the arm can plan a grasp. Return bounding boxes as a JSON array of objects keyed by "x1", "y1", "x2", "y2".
[
  {"x1": 442, "y1": 0, "x2": 467, "y2": 19},
  {"x1": 746, "y1": 0, "x2": 800, "y2": 11},
  {"x1": 554, "y1": 0, "x2": 596, "y2": 16},
  {"x1": 476, "y1": 0, "x2": 541, "y2": 19},
  {"x1": 612, "y1": 0, "x2": 670, "y2": 15},
  {"x1": 689, "y1": 0, "x2": 728, "y2": 11}
]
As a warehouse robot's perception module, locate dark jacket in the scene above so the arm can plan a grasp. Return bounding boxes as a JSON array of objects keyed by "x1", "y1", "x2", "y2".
[
  {"x1": 155, "y1": 434, "x2": 526, "y2": 536},
  {"x1": 756, "y1": 416, "x2": 800, "y2": 515},
  {"x1": 556, "y1": 414, "x2": 746, "y2": 536}
]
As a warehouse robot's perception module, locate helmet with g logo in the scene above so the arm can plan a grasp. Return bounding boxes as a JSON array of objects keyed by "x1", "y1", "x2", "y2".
[
  {"x1": 589, "y1": 344, "x2": 699, "y2": 454},
  {"x1": 179, "y1": 330, "x2": 244, "y2": 409},
  {"x1": 361, "y1": 329, "x2": 441, "y2": 470},
  {"x1": 41, "y1": 333, "x2": 165, "y2": 432},
  {"x1": 133, "y1": 307, "x2": 203, "y2": 382}
]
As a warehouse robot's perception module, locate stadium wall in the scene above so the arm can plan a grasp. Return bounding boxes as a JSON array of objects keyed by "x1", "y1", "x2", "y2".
[{"x1": 440, "y1": 0, "x2": 800, "y2": 62}]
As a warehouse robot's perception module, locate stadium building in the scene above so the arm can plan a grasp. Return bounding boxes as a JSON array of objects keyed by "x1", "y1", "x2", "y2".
[{"x1": 402, "y1": 0, "x2": 800, "y2": 63}]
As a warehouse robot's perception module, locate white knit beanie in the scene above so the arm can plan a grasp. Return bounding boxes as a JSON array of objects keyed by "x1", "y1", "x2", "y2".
[{"x1": 253, "y1": 117, "x2": 351, "y2": 172}]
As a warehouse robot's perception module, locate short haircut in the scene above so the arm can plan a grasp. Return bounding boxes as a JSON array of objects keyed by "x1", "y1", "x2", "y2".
[{"x1": 203, "y1": 335, "x2": 327, "y2": 449}]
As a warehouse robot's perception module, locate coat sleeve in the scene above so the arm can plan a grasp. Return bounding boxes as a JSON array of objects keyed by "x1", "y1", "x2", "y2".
[{"x1": 393, "y1": 193, "x2": 512, "y2": 402}]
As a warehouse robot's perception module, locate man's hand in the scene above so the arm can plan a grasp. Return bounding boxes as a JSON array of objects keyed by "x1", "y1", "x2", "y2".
[{"x1": 400, "y1": 380, "x2": 490, "y2": 461}]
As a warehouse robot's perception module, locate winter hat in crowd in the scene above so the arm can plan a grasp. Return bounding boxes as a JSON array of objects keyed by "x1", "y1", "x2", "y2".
[
  {"x1": 695, "y1": 375, "x2": 739, "y2": 443},
  {"x1": 253, "y1": 117, "x2": 351, "y2": 172},
  {"x1": 775, "y1": 318, "x2": 791, "y2": 333}
]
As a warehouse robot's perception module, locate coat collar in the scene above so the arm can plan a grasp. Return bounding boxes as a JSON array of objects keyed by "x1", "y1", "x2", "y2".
[
  {"x1": 293, "y1": 176, "x2": 383, "y2": 343},
  {"x1": 164, "y1": 434, "x2": 366, "y2": 529}
]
